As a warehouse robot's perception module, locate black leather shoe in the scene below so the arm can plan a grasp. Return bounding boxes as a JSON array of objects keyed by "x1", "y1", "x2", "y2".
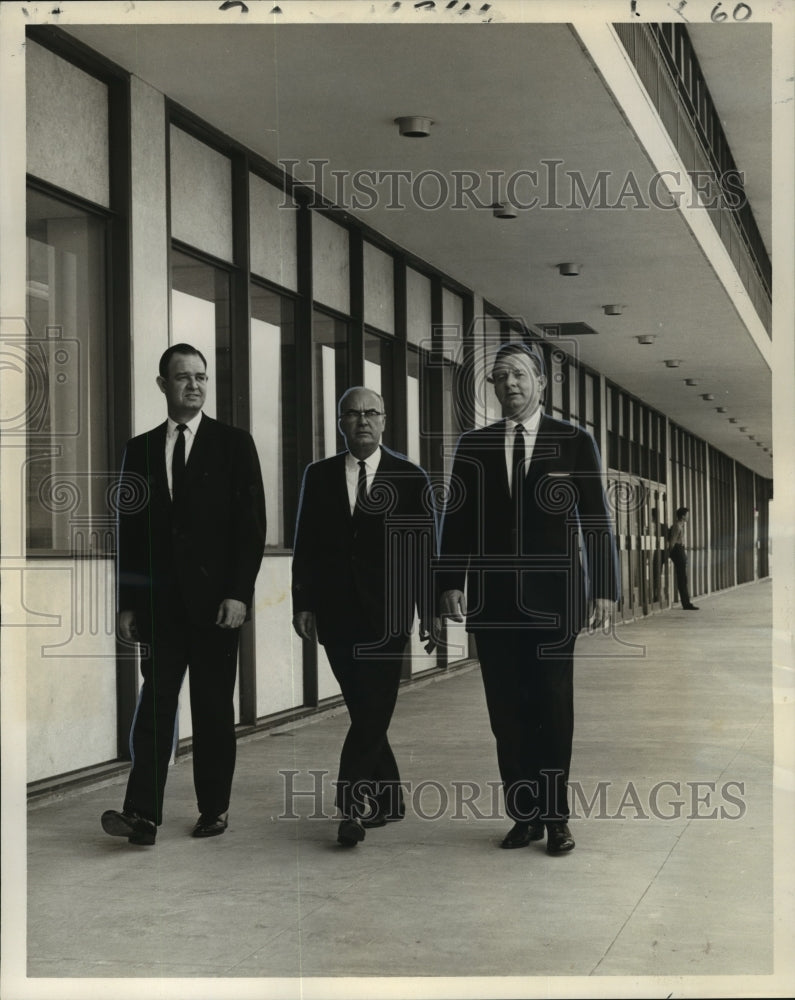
[
  {"x1": 101, "y1": 809, "x2": 156, "y2": 846},
  {"x1": 683, "y1": 604, "x2": 700, "y2": 610},
  {"x1": 546, "y1": 821, "x2": 575, "y2": 855},
  {"x1": 191, "y1": 813, "x2": 228, "y2": 838},
  {"x1": 500, "y1": 820, "x2": 545, "y2": 849},
  {"x1": 337, "y1": 818, "x2": 366, "y2": 846}
]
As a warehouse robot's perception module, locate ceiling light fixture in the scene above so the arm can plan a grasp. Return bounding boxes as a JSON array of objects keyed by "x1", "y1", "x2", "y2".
[
  {"x1": 492, "y1": 202, "x2": 517, "y2": 219},
  {"x1": 394, "y1": 116, "x2": 433, "y2": 138},
  {"x1": 739, "y1": 427, "x2": 749, "y2": 432},
  {"x1": 729, "y1": 418, "x2": 739, "y2": 423},
  {"x1": 700, "y1": 393, "x2": 714, "y2": 401},
  {"x1": 664, "y1": 359, "x2": 681, "y2": 368},
  {"x1": 557, "y1": 262, "x2": 581, "y2": 276},
  {"x1": 602, "y1": 304, "x2": 624, "y2": 316},
  {"x1": 685, "y1": 378, "x2": 699, "y2": 386},
  {"x1": 716, "y1": 407, "x2": 728, "y2": 413},
  {"x1": 636, "y1": 335, "x2": 655, "y2": 345}
]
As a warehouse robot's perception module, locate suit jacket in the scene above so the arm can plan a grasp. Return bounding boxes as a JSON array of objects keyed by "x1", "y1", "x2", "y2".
[
  {"x1": 437, "y1": 414, "x2": 619, "y2": 634},
  {"x1": 291, "y1": 446, "x2": 436, "y2": 646},
  {"x1": 117, "y1": 414, "x2": 266, "y2": 636}
]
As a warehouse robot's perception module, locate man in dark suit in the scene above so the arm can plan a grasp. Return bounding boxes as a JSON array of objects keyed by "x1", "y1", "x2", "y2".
[
  {"x1": 101, "y1": 344, "x2": 266, "y2": 846},
  {"x1": 292, "y1": 386, "x2": 437, "y2": 847},
  {"x1": 438, "y1": 342, "x2": 619, "y2": 855}
]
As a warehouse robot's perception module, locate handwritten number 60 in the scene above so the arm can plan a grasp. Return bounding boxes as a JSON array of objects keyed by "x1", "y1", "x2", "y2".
[{"x1": 711, "y1": 2, "x2": 752, "y2": 20}]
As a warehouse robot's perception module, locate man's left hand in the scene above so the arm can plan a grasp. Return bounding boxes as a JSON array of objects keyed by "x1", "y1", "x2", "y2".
[
  {"x1": 216, "y1": 598, "x2": 247, "y2": 629},
  {"x1": 590, "y1": 598, "x2": 615, "y2": 632},
  {"x1": 419, "y1": 617, "x2": 443, "y2": 654}
]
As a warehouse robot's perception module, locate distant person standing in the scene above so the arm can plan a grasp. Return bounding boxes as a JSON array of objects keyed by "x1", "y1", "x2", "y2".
[{"x1": 668, "y1": 507, "x2": 699, "y2": 610}]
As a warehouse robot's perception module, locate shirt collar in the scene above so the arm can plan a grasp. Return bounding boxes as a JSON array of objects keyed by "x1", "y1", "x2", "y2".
[
  {"x1": 346, "y1": 447, "x2": 382, "y2": 472},
  {"x1": 168, "y1": 411, "x2": 203, "y2": 435},
  {"x1": 505, "y1": 408, "x2": 542, "y2": 435}
]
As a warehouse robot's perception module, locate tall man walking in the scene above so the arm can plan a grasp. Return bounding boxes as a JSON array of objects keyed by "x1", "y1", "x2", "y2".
[
  {"x1": 438, "y1": 342, "x2": 619, "y2": 855},
  {"x1": 292, "y1": 387, "x2": 437, "y2": 847},
  {"x1": 102, "y1": 344, "x2": 266, "y2": 845}
]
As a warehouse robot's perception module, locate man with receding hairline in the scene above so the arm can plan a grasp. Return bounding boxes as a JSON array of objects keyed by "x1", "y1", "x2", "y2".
[
  {"x1": 101, "y1": 343, "x2": 266, "y2": 846},
  {"x1": 438, "y1": 342, "x2": 619, "y2": 855},
  {"x1": 292, "y1": 386, "x2": 438, "y2": 847}
]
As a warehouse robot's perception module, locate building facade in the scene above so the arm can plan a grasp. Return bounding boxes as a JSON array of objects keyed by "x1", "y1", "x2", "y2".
[{"x1": 5, "y1": 16, "x2": 774, "y2": 794}]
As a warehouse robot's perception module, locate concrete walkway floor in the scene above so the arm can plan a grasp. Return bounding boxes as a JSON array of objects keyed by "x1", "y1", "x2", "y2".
[{"x1": 18, "y1": 580, "x2": 793, "y2": 998}]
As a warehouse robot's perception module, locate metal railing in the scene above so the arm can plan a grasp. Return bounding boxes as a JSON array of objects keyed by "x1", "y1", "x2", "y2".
[{"x1": 614, "y1": 22, "x2": 771, "y2": 336}]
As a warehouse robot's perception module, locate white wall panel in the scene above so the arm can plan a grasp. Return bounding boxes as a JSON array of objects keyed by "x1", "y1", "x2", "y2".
[
  {"x1": 130, "y1": 77, "x2": 170, "y2": 433},
  {"x1": 26, "y1": 41, "x2": 109, "y2": 208},
  {"x1": 250, "y1": 173, "x2": 298, "y2": 292},
  {"x1": 25, "y1": 562, "x2": 117, "y2": 781},
  {"x1": 254, "y1": 556, "x2": 303, "y2": 717},
  {"x1": 312, "y1": 213, "x2": 349, "y2": 315},
  {"x1": 406, "y1": 267, "x2": 432, "y2": 347},
  {"x1": 364, "y1": 242, "x2": 394, "y2": 334},
  {"x1": 170, "y1": 125, "x2": 233, "y2": 263}
]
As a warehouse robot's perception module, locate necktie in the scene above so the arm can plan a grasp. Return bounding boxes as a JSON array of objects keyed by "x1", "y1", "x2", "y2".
[
  {"x1": 172, "y1": 424, "x2": 187, "y2": 501},
  {"x1": 512, "y1": 424, "x2": 525, "y2": 498},
  {"x1": 353, "y1": 459, "x2": 367, "y2": 517}
]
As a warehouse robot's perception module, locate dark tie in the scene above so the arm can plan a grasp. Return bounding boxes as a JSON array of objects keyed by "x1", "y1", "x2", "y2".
[
  {"x1": 172, "y1": 424, "x2": 187, "y2": 501},
  {"x1": 353, "y1": 459, "x2": 367, "y2": 517},
  {"x1": 512, "y1": 424, "x2": 525, "y2": 498}
]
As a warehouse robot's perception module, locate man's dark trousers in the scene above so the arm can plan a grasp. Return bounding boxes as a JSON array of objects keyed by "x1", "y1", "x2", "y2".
[
  {"x1": 670, "y1": 543, "x2": 691, "y2": 606},
  {"x1": 475, "y1": 629, "x2": 576, "y2": 823},
  {"x1": 325, "y1": 636, "x2": 407, "y2": 821},
  {"x1": 124, "y1": 589, "x2": 239, "y2": 825}
]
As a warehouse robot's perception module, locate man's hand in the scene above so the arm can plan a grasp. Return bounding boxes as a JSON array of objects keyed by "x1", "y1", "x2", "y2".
[
  {"x1": 216, "y1": 598, "x2": 247, "y2": 629},
  {"x1": 419, "y1": 617, "x2": 443, "y2": 654},
  {"x1": 590, "y1": 597, "x2": 615, "y2": 632},
  {"x1": 118, "y1": 610, "x2": 139, "y2": 642},
  {"x1": 440, "y1": 589, "x2": 466, "y2": 623},
  {"x1": 292, "y1": 611, "x2": 316, "y2": 641}
]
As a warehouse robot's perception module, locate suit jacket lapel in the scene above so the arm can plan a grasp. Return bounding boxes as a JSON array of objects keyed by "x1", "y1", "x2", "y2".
[
  {"x1": 145, "y1": 422, "x2": 169, "y2": 502},
  {"x1": 330, "y1": 452, "x2": 353, "y2": 522},
  {"x1": 183, "y1": 413, "x2": 214, "y2": 489},
  {"x1": 485, "y1": 420, "x2": 510, "y2": 500}
]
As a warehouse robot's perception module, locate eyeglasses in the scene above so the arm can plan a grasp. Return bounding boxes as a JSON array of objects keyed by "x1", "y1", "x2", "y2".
[
  {"x1": 340, "y1": 409, "x2": 385, "y2": 421},
  {"x1": 488, "y1": 368, "x2": 532, "y2": 385}
]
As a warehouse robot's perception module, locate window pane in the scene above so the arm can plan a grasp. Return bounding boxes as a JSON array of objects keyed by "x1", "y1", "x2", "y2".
[
  {"x1": 364, "y1": 330, "x2": 394, "y2": 444},
  {"x1": 171, "y1": 249, "x2": 231, "y2": 421},
  {"x1": 26, "y1": 189, "x2": 108, "y2": 553},
  {"x1": 312, "y1": 310, "x2": 348, "y2": 459},
  {"x1": 550, "y1": 349, "x2": 564, "y2": 416},
  {"x1": 250, "y1": 284, "x2": 296, "y2": 548},
  {"x1": 407, "y1": 348, "x2": 422, "y2": 466}
]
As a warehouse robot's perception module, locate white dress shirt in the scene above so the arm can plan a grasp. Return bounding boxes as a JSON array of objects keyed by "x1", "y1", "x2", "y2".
[
  {"x1": 504, "y1": 408, "x2": 542, "y2": 494},
  {"x1": 165, "y1": 411, "x2": 203, "y2": 498},
  {"x1": 345, "y1": 448, "x2": 382, "y2": 515}
]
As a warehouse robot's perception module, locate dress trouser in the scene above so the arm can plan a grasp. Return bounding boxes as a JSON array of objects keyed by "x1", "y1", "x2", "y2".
[
  {"x1": 324, "y1": 636, "x2": 407, "y2": 821},
  {"x1": 474, "y1": 628, "x2": 576, "y2": 823},
  {"x1": 124, "y1": 598, "x2": 240, "y2": 825},
  {"x1": 670, "y1": 543, "x2": 691, "y2": 606}
]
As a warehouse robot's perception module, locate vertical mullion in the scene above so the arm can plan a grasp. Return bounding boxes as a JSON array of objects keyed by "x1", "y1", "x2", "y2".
[
  {"x1": 349, "y1": 228, "x2": 364, "y2": 387},
  {"x1": 296, "y1": 195, "x2": 317, "y2": 707},
  {"x1": 109, "y1": 70, "x2": 136, "y2": 760},
  {"x1": 392, "y1": 257, "x2": 408, "y2": 456},
  {"x1": 231, "y1": 153, "x2": 256, "y2": 726}
]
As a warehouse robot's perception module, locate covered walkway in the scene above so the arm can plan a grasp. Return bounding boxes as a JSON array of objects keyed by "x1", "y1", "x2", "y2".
[{"x1": 24, "y1": 581, "x2": 777, "y2": 996}]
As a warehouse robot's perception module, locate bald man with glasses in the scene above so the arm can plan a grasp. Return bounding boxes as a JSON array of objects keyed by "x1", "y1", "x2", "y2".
[{"x1": 292, "y1": 386, "x2": 438, "y2": 847}]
